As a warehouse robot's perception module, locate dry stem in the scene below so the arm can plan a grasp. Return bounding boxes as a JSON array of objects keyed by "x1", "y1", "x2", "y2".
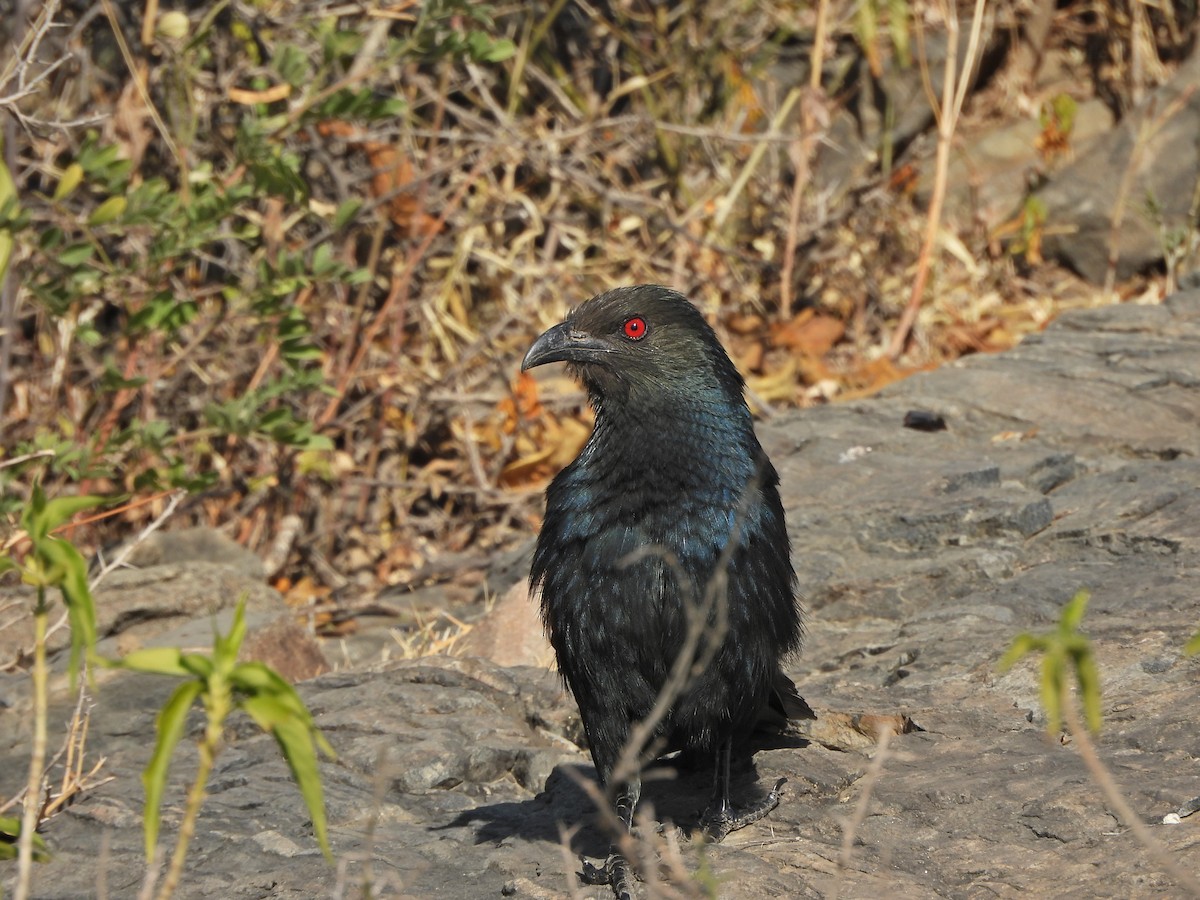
[
  {"x1": 1062, "y1": 700, "x2": 1200, "y2": 896},
  {"x1": 14, "y1": 591, "x2": 49, "y2": 900},
  {"x1": 829, "y1": 724, "x2": 894, "y2": 900},
  {"x1": 887, "y1": 0, "x2": 988, "y2": 359}
]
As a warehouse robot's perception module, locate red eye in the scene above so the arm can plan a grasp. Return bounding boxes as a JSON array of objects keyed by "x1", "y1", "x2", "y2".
[{"x1": 623, "y1": 316, "x2": 647, "y2": 340}]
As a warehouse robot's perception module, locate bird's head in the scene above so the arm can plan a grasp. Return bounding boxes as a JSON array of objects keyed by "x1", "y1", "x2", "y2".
[{"x1": 521, "y1": 285, "x2": 745, "y2": 409}]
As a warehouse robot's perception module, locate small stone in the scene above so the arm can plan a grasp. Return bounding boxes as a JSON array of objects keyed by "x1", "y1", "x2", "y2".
[
  {"x1": 1140, "y1": 657, "x2": 1174, "y2": 675},
  {"x1": 1177, "y1": 796, "x2": 1200, "y2": 818}
]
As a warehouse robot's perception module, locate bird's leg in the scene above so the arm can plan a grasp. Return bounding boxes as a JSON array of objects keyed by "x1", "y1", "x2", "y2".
[
  {"x1": 579, "y1": 774, "x2": 641, "y2": 899},
  {"x1": 615, "y1": 776, "x2": 641, "y2": 831},
  {"x1": 698, "y1": 739, "x2": 788, "y2": 842}
]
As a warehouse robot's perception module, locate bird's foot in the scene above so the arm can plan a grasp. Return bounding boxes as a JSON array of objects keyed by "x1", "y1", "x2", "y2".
[
  {"x1": 699, "y1": 777, "x2": 788, "y2": 843},
  {"x1": 579, "y1": 851, "x2": 637, "y2": 900}
]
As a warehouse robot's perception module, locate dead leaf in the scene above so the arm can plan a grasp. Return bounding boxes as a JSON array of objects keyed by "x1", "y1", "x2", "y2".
[
  {"x1": 282, "y1": 575, "x2": 329, "y2": 608},
  {"x1": 315, "y1": 120, "x2": 438, "y2": 238},
  {"x1": 228, "y1": 83, "x2": 292, "y2": 105},
  {"x1": 770, "y1": 310, "x2": 845, "y2": 356},
  {"x1": 802, "y1": 710, "x2": 922, "y2": 751},
  {"x1": 725, "y1": 313, "x2": 764, "y2": 335},
  {"x1": 107, "y1": 81, "x2": 153, "y2": 172},
  {"x1": 745, "y1": 356, "x2": 799, "y2": 402}
]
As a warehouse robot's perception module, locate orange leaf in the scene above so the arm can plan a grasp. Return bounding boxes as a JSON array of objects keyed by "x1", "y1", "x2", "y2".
[
  {"x1": 770, "y1": 311, "x2": 845, "y2": 356},
  {"x1": 497, "y1": 373, "x2": 544, "y2": 434}
]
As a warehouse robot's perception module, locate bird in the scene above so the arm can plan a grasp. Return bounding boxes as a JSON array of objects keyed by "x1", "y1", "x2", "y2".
[{"x1": 522, "y1": 285, "x2": 811, "y2": 894}]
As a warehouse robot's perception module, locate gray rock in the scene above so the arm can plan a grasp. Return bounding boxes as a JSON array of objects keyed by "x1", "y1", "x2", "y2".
[
  {"x1": 100, "y1": 526, "x2": 266, "y2": 579},
  {"x1": 918, "y1": 98, "x2": 1115, "y2": 230},
  {"x1": 3, "y1": 294, "x2": 1200, "y2": 898},
  {"x1": 0, "y1": 527, "x2": 325, "y2": 715},
  {"x1": 1033, "y1": 51, "x2": 1200, "y2": 282}
]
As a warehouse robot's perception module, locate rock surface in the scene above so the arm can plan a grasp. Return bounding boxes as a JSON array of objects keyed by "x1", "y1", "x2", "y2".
[
  {"x1": 3, "y1": 294, "x2": 1200, "y2": 898},
  {"x1": 0, "y1": 527, "x2": 327, "y2": 707},
  {"x1": 1034, "y1": 51, "x2": 1200, "y2": 282}
]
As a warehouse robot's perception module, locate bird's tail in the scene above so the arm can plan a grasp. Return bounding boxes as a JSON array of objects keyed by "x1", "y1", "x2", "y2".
[{"x1": 760, "y1": 669, "x2": 816, "y2": 732}]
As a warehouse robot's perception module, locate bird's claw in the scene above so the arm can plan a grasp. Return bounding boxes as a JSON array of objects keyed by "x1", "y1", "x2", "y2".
[
  {"x1": 579, "y1": 851, "x2": 637, "y2": 899},
  {"x1": 699, "y1": 777, "x2": 788, "y2": 843}
]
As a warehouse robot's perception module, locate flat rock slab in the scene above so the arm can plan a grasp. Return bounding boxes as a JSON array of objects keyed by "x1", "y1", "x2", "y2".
[{"x1": 4, "y1": 293, "x2": 1200, "y2": 898}]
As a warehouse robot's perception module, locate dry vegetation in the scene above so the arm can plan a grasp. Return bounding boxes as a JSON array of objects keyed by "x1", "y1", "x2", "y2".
[{"x1": 0, "y1": 0, "x2": 1194, "y2": 629}]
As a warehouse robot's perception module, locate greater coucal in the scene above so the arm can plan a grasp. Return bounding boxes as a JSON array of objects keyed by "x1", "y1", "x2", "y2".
[{"x1": 523, "y1": 285, "x2": 811, "y2": 894}]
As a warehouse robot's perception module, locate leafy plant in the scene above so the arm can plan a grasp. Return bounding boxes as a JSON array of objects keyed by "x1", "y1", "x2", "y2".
[
  {"x1": 1000, "y1": 590, "x2": 1200, "y2": 895},
  {"x1": 1, "y1": 487, "x2": 107, "y2": 899},
  {"x1": 5, "y1": 110, "x2": 360, "y2": 498},
  {"x1": 1000, "y1": 588, "x2": 1101, "y2": 734},
  {"x1": 855, "y1": 0, "x2": 912, "y2": 78},
  {"x1": 0, "y1": 135, "x2": 20, "y2": 282},
  {"x1": 410, "y1": 0, "x2": 516, "y2": 63},
  {"x1": 0, "y1": 817, "x2": 50, "y2": 863},
  {"x1": 106, "y1": 597, "x2": 335, "y2": 900}
]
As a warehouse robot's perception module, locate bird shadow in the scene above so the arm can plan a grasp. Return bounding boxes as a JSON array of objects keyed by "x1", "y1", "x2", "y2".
[{"x1": 435, "y1": 735, "x2": 810, "y2": 860}]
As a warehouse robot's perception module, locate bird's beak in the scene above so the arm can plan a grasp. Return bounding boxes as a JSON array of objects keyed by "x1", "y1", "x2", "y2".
[{"x1": 521, "y1": 322, "x2": 613, "y2": 371}]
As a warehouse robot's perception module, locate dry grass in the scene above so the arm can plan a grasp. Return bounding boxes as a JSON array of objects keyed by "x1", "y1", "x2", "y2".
[{"x1": 0, "y1": 683, "x2": 112, "y2": 825}]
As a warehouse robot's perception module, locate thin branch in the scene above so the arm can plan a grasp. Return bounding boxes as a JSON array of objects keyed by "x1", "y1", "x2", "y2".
[
  {"x1": 88, "y1": 489, "x2": 187, "y2": 589},
  {"x1": 1063, "y1": 701, "x2": 1200, "y2": 897},
  {"x1": 830, "y1": 725, "x2": 895, "y2": 900}
]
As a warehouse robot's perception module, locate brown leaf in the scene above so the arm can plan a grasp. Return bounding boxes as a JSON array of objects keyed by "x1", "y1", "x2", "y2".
[
  {"x1": 745, "y1": 356, "x2": 799, "y2": 403},
  {"x1": 836, "y1": 356, "x2": 919, "y2": 400},
  {"x1": 770, "y1": 310, "x2": 846, "y2": 356},
  {"x1": 803, "y1": 711, "x2": 921, "y2": 751},
  {"x1": 281, "y1": 575, "x2": 330, "y2": 608},
  {"x1": 107, "y1": 81, "x2": 153, "y2": 173},
  {"x1": 500, "y1": 413, "x2": 590, "y2": 487},
  {"x1": 315, "y1": 121, "x2": 438, "y2": 238}
]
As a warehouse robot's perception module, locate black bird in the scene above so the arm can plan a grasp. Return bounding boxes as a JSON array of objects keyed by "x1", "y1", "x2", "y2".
[{"x1": 523, "y1": 285, "x2": 811, "y2": 891}]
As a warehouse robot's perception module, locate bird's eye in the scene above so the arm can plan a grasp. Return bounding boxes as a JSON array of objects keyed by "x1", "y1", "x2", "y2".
[{"x1": 623, "y1": 316, "x2": 647, "y2": 340}]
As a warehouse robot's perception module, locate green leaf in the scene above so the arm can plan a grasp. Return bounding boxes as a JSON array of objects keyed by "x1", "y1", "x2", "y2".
[
  {"x1": 143, "y1": 680, "x2": 204, "y2": 860},
  {"x1": 108, "y1": 646, "x2": 193, "y2": 677},
  {"x1": 331, "y1": 198, "x2": 361, "y2": 230},
  {"x1": 36, "y1": 535, "x2": 98, "y2": 683},
  {"x1": 228, "y1": 660, "x2": 282, "y2": 693},
  {"x1": 23, "y1": 489, "x2": 108, "y2": 540},
  {"x1": 273, "y1": 44, "x2": 312, "y2": 88},
  {"x1": 230, "y1": 663, "x2": 317, "y2": 724},
  {"x1": 88, "y1": 196, "x2": 128, "y2": 226},
  {"x1": 240, "y1": 694, "x2": 333, "y2": 859},
  {"x1": 886, "y1": 0, "x2": 911, "y2": 67},
  {"x1": 1074, "y1": 648, "x2": 1103, "y2": 733},
  {"x1": 0, "y1": 141, "x2": 15, "y2": 208},
  {"x1": 53, "y1": 163, "x2": 85, "y2": 201},
  {"x1": 0, "y1": 815, "x2": 51, "y2": 861},
  {"x1": 213, "y1": 597, "x2": 248, "y2": 667},
  {"x1": 1002, "y1": 589, "x2": 1105, "y2": 736},
  {"x1": 311, "y1": 242, "x2": 334, "y2": 275},
  {"x1": 0, "y1": 147, "x2": 16, "y2": 277},
  {"x1": 1060, "y1": 589, "x2": 1090, "y2": 634},
  {"x1": 56, "y1": 243, "x2": 95, "y2": 267},
  {"x1": 1185, "y1": 630, "x2": 1200, "y2": 656},
  {"x1": 178, "y1": 652, "x2": 215, "y2": 679},
  {"x1": 998, "y1": 633, "x2": 1035, "y2": 671},
  {"x1": 100, "y1": 364, "x2": 149, "y2": 391},
  {"x1": 278, "y1": 343, "x2": 325, "y2": 364},
  {"x1": 466, "y1": 32, "x2": 515, "y2": 62},
  {"x1": 1040, "y1": 650, "x2": 1064, "y2": 734}
]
